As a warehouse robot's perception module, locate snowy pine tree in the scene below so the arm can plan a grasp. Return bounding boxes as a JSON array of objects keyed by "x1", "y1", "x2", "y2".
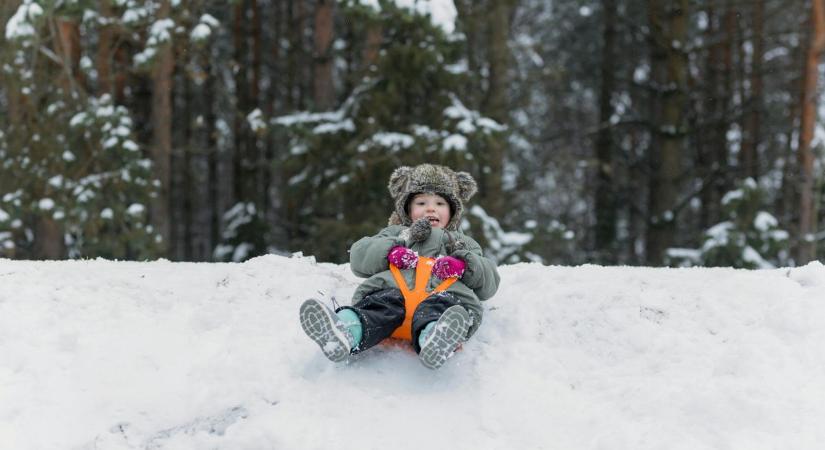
[
  {"x1": 667, "y1": 178, "x2": 790, "y2": 269},
  {"x1": 1, "y1": 1, "x2": 160, "y2": 259},
  {"x1": 270, "y1": 0, "x2": 508, "y2": 262}
]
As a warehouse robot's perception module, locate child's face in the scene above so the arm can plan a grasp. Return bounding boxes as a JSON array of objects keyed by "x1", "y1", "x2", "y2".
[{"x1": 409, "y1": 193, "x2": 451, "y2": 229}]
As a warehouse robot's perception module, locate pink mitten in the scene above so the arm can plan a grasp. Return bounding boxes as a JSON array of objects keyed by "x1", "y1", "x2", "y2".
[
  {"x1": 388, "y1": 246, "x2": 418, "y2": 269},
  {"x1": 433, "y1": 256, "x2": 466, "y2": 279}
]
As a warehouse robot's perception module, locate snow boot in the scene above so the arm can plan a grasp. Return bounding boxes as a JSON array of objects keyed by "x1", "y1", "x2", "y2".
[
  {"x1": 418, "y1": 305, "x2": 470, "y2": 370},
  {"x1": 299, "y1": 299, "x2": 355, "y2": 362}
]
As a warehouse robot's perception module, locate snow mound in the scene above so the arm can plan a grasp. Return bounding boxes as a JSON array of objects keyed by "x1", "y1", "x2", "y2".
[{"x1": 1, "y1": 257, "x2": 824, "y2": 449}]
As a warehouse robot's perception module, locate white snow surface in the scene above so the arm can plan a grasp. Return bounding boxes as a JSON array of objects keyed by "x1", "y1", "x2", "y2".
[{"x1": 1, "y1": 256, "x2": 825, "y2": 449}]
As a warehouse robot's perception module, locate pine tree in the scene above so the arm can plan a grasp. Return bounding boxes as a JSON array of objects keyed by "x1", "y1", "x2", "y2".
[
  {"x1": 0, "y1": 1, "x2": 160, "y2": 259},
  {"x1": 270, "y1": 0, "x2": 507, "y2": 263},
  {"x1": 667, "y1": 178, "x2": 790, "y2": 269}
]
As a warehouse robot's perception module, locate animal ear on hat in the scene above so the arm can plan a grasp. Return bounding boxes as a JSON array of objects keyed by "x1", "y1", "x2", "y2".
[
  {"x1": 388, "y1": 211, "x2": 403, "y2": 226},
  {"x1": 455, "y1": 171, "x2": 477, "y2": 202},
  {"x1": 388, "y1": 166, "x2": 413, "y2": 198}
]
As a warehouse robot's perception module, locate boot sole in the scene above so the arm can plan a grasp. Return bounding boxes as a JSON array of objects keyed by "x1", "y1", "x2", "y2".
[
  {"x1": 299, "y1": 299, "x2": 351, "y2": 363},
  {"x1": 419, "y1": 305, "x2": 470, "y2": 370}
]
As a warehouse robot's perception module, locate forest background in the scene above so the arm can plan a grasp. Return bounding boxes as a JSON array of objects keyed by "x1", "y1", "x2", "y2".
[{"x1": 1, "y1": 0, "x2": 824, "y2": 269}]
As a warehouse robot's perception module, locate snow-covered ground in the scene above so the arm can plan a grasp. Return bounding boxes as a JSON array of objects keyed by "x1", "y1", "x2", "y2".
[{"x1": 1, "y1": 256, "x2": 824, "y2": 450}]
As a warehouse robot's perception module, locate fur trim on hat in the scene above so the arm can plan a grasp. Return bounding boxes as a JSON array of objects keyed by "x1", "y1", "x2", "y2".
[{"x1": 387, "y1": 164, "x2": 477, "y2": 231}]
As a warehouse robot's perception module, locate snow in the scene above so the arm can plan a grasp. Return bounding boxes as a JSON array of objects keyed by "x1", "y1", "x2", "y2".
[
  {"x1": 444, "y1": 95, "x2": 506, "y2": 134},
  {"x1": 38, "y1": 198, "x2": 55, "y2": 211},
  {"x1": 1, "y1": 257, "x2": 824, "y2": 449},
  {"x1": 770, "y1": 229, "x2": 790, "y2": 241},
  {"x1": 274, "y1": 110, "x2": 346, "y2": 128},
  {"x1": 442, "y1": 133, "x2": 467, "y2": 151},
  {"x1": 0, "y1": 232, "x2": 13, "y2": 248},
  {"x1": 148, "y1": 19, "x2": 175, "y2": 45},
  {"x1": 312, "y1": 119, "x2": 355, "y2": 134},
  {"x1": 104, "y1": 136, "x2": 119, "y2": 149},
  {"x1": 665, "y1": 247, "x2": 701, "y2": 266},
  {"x1": 703, "y1": 221, "x2": 734, "y2": 250},
  {"x1": 363, "y1": 132, "x2": 415, "y2": 151},
  {"x1": 70, "y1": 112, "x2": 87, "y2": 127},
  {"x1": 126, "y1": 203, "x2": 145, "y2": 216},
  {"x1": 246, "y1": 109, "x2": 266, "y2": 133},
  {"x1": 353, "y1": 0, "x2": 457, "y2": 34},
  {"x1": 123, "y1": 140, "x2": 139, "y2": 152},
  {"x1": 395, "y1": 0, "x2": 457, "y2": 34},
  {"x1": 199, "y1": 14, "x2": 219, "y2": 28},
  {"x1": 742, "y1": 245, "x2": 772, "y2": 269},
  {"x1": 190, "y1": 24, "x2": 211, "y2": 41},
  {"x1": 754, "y1": 211, "x2": 778, "y2": 231},
  {"x1": 5, "y1": 1, "x2": 43, "y2": 40}
]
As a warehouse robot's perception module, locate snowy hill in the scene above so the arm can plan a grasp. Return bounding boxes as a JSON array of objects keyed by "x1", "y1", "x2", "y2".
[{"x1": 1, "y1": 256, "x2": 824, "y2": 450}]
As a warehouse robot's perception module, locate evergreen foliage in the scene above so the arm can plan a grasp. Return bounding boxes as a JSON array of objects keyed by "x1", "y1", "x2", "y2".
[
  {"x1": 1, "y1": 0, "x2": 820, "y2": 266},
  {"x1": 1, "y1": 1, "x2": 160, "y2": 259},
  {"x1": 272, "y1": 1, "x2": 509, "y2": 263},
  {"x1": 667, "y1": 178, "x2": 790, "y2": 269}
]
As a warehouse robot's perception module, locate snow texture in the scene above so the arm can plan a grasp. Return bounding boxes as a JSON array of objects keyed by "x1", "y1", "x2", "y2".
[
  {"x1": 1, "y1": 257, "x2": 824, "y2": 449},
  {"x1": 360, "y1": 132, "x2": 415, "y2": 152},
  {"x1": 5, "y1": 1, "x2": 43, "y2": 40},
  {"x1": 353, "y1": 0, "x2": 457, "y2": 34},
  {"x1": 754, "y1": 211, "x2": 778, "y2": 231},
  {"x1": 190, "y1": 24, "x2": 211, "y2": 41}
]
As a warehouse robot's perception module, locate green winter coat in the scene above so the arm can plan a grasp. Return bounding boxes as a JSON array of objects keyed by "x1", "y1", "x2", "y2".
[{"x1": 349, "y1": 225, "x2": 500, "y2": 337}]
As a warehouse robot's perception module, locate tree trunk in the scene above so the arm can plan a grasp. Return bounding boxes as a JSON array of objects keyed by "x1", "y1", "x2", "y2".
[
  {"x1": 251, "y1": 0, "x2": 262, "y2": 102},
  {"x1": 250, "y1": 0, "x2": 267, "y2": 213},
  {"x1": 35, "y1": 16, "x2": 83, "y2": 258},
  {"x1": 363, "y1": 22, "x2": 382, "y2": 69},
  {"x1": 454, "y1": 0, "x2": 482, "y2": 107},
  {"x1": 594, "y1": 0, "x2": 618, "y2": 261},
  {"x1": 233, "y1": 1, "x2": 255, "y2": 207},
  {"x1": 183, "y1": 74, "x2": 194, "y2": 261},
  {"x1": 150, "y1": 0, "x2": 174, "y2": 254},
  {"x1": 54, "y1": 17, "x2": 83, "y2": 92},
  {"x1": 697, "y1": 4, "x2": 734, "y2": 230},
  {"x1": 33, "y1": 217, "x2": 64, "y2": 259},
  {"x1": 313, "y1": 0, "x2": 335, "y2": 110},
  {"x1": 287, "y1": 0, "x2": 307, "y2": 109},
  {"x1": 779, "y1": 31, "x2": 806, "y2": 230},
  {"x1": 796, "y1": 0, "x2": 825, "y2": 263},
  {"x1": 646, "y1": 0, "x2": 689, "y2": 265},
  {"x1": 741, "y1": 0, "x2": 764, "y2": 180},
  {"x1": 204, "y1": 58, "x2": 220, "y2": 258},
  {"x1": 482, "y1": 0, "x2": 517, "y2": 219},
  {"x1": 96, "y1": 1, "x2": 116, "y2": 97}
]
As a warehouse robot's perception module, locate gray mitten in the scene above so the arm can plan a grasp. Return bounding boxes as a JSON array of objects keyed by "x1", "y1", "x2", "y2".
[
  {"x1": 408, "y1": 218, "x2": 432, "y2": 244},
  {"x1": 444, "y1": 231, "x2": 466, "y2": 254}
]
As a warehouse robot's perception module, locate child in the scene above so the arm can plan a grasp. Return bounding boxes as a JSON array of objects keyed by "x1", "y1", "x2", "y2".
[{"x1": 299, "y1": 164, "x2": 500, "y2": 369}]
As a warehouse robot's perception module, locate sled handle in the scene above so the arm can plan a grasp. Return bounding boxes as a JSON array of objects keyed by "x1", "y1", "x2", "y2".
[{"x1": 389, "y1": 256, "x2": 456, "y2": 341}]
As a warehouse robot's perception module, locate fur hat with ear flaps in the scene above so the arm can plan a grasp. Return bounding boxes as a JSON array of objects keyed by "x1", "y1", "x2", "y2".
[{"x1": 387, "y1": 164, "x2": 478, "y2": 231}]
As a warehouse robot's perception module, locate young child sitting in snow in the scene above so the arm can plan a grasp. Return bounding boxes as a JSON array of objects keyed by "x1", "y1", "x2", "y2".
[{"x1": 299, "y1": 164, "x2": 500, "y2": 369}]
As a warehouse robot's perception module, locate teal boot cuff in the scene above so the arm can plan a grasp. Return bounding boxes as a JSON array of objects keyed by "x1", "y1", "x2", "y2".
[
  {"x1": 336, "y1": 309, "x2": 363, "y2": 348},
  {"x1": 418, "y1": 321, "x2": 436, "y2": 348}
]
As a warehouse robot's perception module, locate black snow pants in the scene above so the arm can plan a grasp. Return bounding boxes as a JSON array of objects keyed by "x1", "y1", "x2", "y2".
[{"x1": 337, "y1": 288, "x2": 466, "y2": 354}]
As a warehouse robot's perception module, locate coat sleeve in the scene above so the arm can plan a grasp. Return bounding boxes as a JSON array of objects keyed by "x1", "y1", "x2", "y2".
[
  {"x1": 451, "y1": 236, "x2": 500, "y2": 301},
  {"x1": 349, "y1": 226, "x2": 406, "y2": 278}
]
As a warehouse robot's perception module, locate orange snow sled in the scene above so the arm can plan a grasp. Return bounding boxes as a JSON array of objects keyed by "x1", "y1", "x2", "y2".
[{"x1": 388, "y1": 256, "x2": 457, "y2": 341}]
